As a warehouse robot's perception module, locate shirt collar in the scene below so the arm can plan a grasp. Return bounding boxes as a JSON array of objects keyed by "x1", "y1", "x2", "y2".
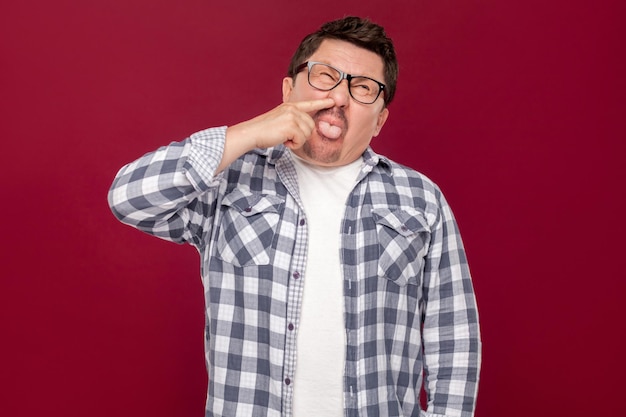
[{"x1": 254, "y1": 145, "x2": 393, "y2": 174}]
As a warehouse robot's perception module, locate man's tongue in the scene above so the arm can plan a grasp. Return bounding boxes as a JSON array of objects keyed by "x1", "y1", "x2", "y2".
[{"x1": 317, "y1": 120, "x2": 343, "y2": 139}]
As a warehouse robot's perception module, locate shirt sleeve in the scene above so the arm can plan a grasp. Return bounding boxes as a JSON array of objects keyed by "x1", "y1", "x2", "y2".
[
  {"x1": 107, "y1": 126, "x2": 227, "y2": 248},
  {"x1": 421, "y1": 189, "x2": 482, "y2": 417}
]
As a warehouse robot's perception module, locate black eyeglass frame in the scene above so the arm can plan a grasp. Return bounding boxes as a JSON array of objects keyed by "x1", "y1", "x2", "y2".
[{"x1": 295, "y1": 61, "x2": 386, "y2": 105}]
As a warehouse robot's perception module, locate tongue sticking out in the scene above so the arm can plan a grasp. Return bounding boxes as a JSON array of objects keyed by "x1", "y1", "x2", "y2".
[{"x1": 317, "y1": 120, "x2": 343, "y2": 139}]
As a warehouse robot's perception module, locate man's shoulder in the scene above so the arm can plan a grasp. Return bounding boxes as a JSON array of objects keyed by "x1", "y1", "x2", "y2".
[{"x1": 371, "y1": 152, "x2": 441, "y2": 196}]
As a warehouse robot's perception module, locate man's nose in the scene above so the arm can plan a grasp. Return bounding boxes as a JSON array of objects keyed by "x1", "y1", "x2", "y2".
[{"x1": 327, "y1": 79, "x2": 350, "y2": 107}]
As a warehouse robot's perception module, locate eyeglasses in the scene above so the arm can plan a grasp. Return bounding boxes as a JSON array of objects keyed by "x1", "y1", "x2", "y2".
[{"x1": 295, "y1": 61, "x2": 386, "y2": 105}]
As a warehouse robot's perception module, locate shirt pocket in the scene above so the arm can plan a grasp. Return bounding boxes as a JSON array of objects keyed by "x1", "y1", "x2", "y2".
[
  {"x1": 216, "y1": 189, "x2": 284, "y2": 267},
  {"x1": 372, "y1": 207, "x2": 431, "y2": 286}
]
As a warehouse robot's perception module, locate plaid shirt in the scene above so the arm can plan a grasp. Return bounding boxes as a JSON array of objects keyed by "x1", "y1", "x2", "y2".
[{"x1": 108, "y1": 127, "x2": 481, "y2": 417}]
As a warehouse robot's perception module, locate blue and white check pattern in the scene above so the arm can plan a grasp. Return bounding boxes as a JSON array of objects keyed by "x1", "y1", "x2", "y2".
[{"x1": 108, "y1": 127, "x2": 481, "y2": 417}]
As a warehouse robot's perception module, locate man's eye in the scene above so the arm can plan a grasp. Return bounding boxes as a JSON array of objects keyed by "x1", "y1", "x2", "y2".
[
  {"x1": 353, "y1": 83, "x2": 372, "y2": 92},
  {"x1": 320, "y1": 71, "x2": 337, "y2": 81}
]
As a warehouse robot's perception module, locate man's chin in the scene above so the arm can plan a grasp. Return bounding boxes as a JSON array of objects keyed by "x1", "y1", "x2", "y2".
[{"x1": 297, "y1": 142, "x2": 342, "y2": 166}]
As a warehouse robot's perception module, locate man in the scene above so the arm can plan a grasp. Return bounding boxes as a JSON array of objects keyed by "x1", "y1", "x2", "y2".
[{"x1": 109, "y1": 16, "x2": 481, "y2": 417}]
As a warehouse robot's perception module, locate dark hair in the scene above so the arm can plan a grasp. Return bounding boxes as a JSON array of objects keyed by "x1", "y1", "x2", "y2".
[{"x1": 287, "y1": 16, "x2": 398, "y2": 106}]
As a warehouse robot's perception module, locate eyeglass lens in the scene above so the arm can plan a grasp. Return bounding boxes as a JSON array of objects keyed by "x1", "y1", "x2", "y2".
[{"x1": 308, "y1": 63, "x2": 381, "y2": 104}]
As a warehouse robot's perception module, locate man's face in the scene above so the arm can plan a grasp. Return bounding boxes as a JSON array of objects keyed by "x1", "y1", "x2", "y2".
[{"x1": 282, "y1": 39, "x2": 390, "y2": 167}]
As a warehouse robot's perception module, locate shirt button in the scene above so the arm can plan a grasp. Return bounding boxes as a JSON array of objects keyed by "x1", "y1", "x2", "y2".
[
  {"x1": 288, "y1": 323, "x2": 294, "y2": 331},
  {"x1": 244, "y1": 207, "x2": 252, "y2": 213},
  {"x1": 292, "y1": 271, "x2": 300, "y2": 279},
  {"x1": 401, "y1": 225, "x2": 408, "y2": 232},
  {"x1": 285, "y1": 377, "x2": 291, "y2": 385},
  {"x1": 299, "y1": 218, "x2": 306, "y2": 226}
]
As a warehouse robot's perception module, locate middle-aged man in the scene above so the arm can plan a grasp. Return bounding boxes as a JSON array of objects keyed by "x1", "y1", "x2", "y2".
[{"x1": 108, "y1": 16, "x2": 481, "y2": 417}]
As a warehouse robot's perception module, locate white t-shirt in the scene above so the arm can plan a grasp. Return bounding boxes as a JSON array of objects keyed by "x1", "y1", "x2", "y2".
[{"x1": 290, "y1": 153, "x2": 363, "y2": 417}]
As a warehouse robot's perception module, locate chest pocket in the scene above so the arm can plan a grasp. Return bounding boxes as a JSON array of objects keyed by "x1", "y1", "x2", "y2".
[
  {"x1": 216, "y1": 189, "x2": 284, "y2": 267},
  {"x1": 372, "y1": 207, "x2": 431, "y2": 286}
]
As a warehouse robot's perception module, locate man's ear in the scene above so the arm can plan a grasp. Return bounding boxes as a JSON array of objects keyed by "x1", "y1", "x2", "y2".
[
  {"x1": 282, "y1": 77, "x2": 294, "y2": 103},
  {"x1": 373, "y1": 108, "x2": 389, "y2": 137}
]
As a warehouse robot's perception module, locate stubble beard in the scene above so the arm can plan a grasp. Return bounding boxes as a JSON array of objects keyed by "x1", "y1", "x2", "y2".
[{"x1": 300, "y1": 138, "x2": 342, "y2": 164}]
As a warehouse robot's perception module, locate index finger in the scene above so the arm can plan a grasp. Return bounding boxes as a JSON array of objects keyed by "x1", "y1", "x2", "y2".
[{"x1": 292, "y1": 98, "x2": 335, "y2": 113}]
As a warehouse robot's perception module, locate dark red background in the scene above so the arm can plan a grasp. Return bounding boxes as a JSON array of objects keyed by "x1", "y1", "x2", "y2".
[{"x1": 2, "y1": 1, "x2": 624, "y2": 416}]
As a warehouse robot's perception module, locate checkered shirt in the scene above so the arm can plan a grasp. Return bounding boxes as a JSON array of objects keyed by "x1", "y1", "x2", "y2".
[{"x1": 108, "y1": 127, "x2": 481, "y2": 417}]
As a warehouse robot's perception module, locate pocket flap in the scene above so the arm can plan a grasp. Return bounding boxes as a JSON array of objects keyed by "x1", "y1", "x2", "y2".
[
  {"x1": 222, "y1": 189, "x2": 284, "y2": 216},
  {"x1": 371, "y1": 207, "x2": 430, "y2": 237}
]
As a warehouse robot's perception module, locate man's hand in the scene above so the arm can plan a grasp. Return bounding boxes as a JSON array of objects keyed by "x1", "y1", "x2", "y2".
[
  {"x1": 218, "y1": 99, "x2": 335, "y2": 172},
  {"x1": 231, "y1": 98, "x2": 335, "y2": 149}
]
